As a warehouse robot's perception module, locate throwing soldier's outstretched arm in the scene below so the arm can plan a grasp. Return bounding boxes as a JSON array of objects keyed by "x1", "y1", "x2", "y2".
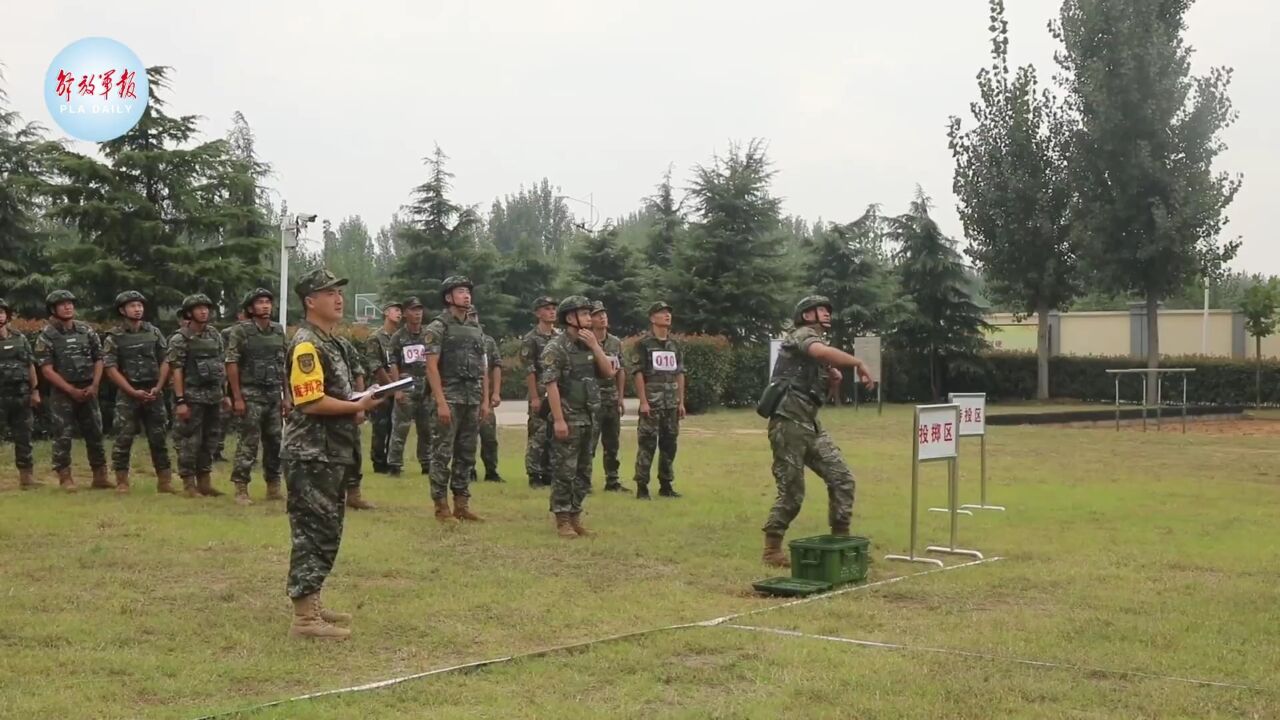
[{"x1": 806, "y1": 343, "x2": 875, "y2": 387}]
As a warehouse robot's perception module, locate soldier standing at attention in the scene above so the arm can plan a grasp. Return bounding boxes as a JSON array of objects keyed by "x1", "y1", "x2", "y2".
[
  {"x1": 103, "y1": 291, "x2": 174, "y2": 494},
  {"x1": 225, "y1": 289, "x2": 286, "y2": 506},
  {"x1": 478, "y1": 319, "x2": 504, "y2": 482},
  {"x1": 520, "y1": 296, "x2": 558, "y2": 488},
  {"x1": 336, "y1": 332, "x2": 376, "y2": 511},
  {"x1": 363, "y1": 300, "x2": 402, "y2": 474},
  {"x1": 760, "y1": 296, "x2": 874, "y2": 568},
  {"x1": 282, "y1": 268, "x2": 384, "y2": 640},
  {"x1": 168, "y1": 294, "x2": 230, "y2": 499},
  {"x1": 588, "y1": 301, "x2": 626, "y2": 493},
  {"x1": 386, "y1": 297, "x2": 431, "y2": 477},
  {"x1": 35, "y1": 290, "x2": 108, "y2": 492},
  {"x1": 0, "y1": 298, "x2": 42, "y2": 490},
  {"x1": 626, "y1": 301, "x2": 686, "y2": 500},
  {"x1": 214, "y1": 311, "x2": 247, "y2": 463},
  {"x1": 542, "y1": 296, "x2": 615, "y2": 538},
  {"x1": 423, "y1": 276, "x2": 490, "y2": 523}
]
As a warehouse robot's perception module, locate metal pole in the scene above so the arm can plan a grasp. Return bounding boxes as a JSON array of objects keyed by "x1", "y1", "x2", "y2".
[
  {"x1": 1202, "y1": 276, "x2": 1210, "y2": 355},
  {"x1": 279, "y1": 220, "x2": 290, "y2": 335},
  {"x1": 1114, "y1": 375, "x2": 1120, "y2": 432},
  {"x1": 927, "y1": 411, "x2": 983, "y2": 560},
  {"x1": 877, "y1": 383, "x2": 883, "y2": 416},
  {"x1": 1182, "y1": 374, "x2": 1188, "y2": 434},
  {"x1": 886, "y1": 408, "x2": 944, "y2": 567},
  {"x1": 948, "y1": 458, "x2": 959, "y2": 549},
  {"x1": 1141, "y1": 379, "x2": 1147, "y2": 432},
  {"x1": 930, "y1": 442, "x2": 972, "y2": 516},
  {"x1": 980, "y1": 434, "x2": 987, "y2": 506},
  {"x1": 1157, "y1": 376, "x2": 1163, "y2": 430}
]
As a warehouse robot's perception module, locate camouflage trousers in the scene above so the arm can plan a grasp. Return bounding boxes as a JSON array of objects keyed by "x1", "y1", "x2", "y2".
[
  {"x1": 550, "y1": 421, "x2": 593, "y2": 514},
  {"x1": 0, "y1": 392, "x2": 34, "y2": 470},
  {"x1": 589, "y1": 401, "x2": 622, "y2": 486},
  {"x1": 215, "y1": 403, "x2": 239, "y2": 458},
  {"x1": 479, "y1": 410, "x2": 498, "y2": 476},
  {"x1": 284, "y1": 459, "x2": 348, "y2": 599},
  {"x1": 525, "y1": 400, "x2": 552, "y2": 481},
  {"x1": 762, "y1": 415, "x2": 855, "y2": 534},
  {"x1": 230, "y1": 390, "x2": 282, "y2": 485},
  {"x1": 348, "y1": 426, "x2": 364, "y2": 490},
  {"x1": 175, "y1": 402, "x2": 223, "y2": 478},
  {"x1": 49, "y1": 388, "x2": 106, "y2": 472},
  {"x1": 369, "y1": 400, "x2": 393, "y2": 470},
  {"x1": 388, "y1": 392, "x2": 432, "y2": 471},
  {"x1": 111, "y1": 392, "x2": 171, "y2": 472},
  {"x1": 429, "y1": 402, "x2": 479, "y2": 500},
  {"x1": 633, "y1": 407, "x2": 679, "y2": 487}
]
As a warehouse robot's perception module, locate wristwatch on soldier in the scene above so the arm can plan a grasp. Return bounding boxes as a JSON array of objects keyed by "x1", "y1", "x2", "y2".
[{"x1": 174, "y1": 396, "x2": 187, "y2": 405}]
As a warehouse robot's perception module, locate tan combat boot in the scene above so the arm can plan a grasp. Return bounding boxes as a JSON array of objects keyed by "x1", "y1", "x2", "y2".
[
  {"x1": 196, "y1": 472, "x2": 224, "y2": 497},
  {"x1": 452, "y1": 494, "x2": 483, "y2": 522},
  {"x1": 57, "y1": 468, "x2": 78, "y2": 493},
  {"x1": 289, "y1": 594, "x2": 350, "y2": 640},
  {"x1": 233, "y1": 482, "x2": 253, "y2": 506},
  {"x1": 156, "y1": 469, "x2": 177, "y2": 494},
  {"x1": 346, "y1": 487, "x2": 376, "y2": 510},
  {"x1": 114, "y1": 470, "x2": 131, "y2": 494},
  {"x1": 18, "y1": 468, "x2": 42, "y2": 490},
  {"x1": 181, "y1": 475, "x2": 200, "y2": 498},
  {"x1": 265, "y1": 480, "x2": 284, "y2": 501},
  {"x1": 90, "y1": 466, "x2": 114, "y2": 490},
  {"x1": 568, "y1": 513, "x2": 591, "y2": 537},
  {"x1": 555, "y1": 513, "x2": 578, "y2": 539},
  {"x1": 433, "y1": 497, "x2": 457, "y2": 524},
  {"x1": 314, "y1": 593, "x2": 352, "y2": 625},
  {"x1": 763, "y1": 532, "x2": 790, "y2": 569}
]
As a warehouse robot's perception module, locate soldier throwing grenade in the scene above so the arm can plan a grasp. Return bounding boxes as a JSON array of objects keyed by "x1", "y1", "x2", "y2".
[{"x1": 760, "y1": 295, "x2": 875, "y2": 568}]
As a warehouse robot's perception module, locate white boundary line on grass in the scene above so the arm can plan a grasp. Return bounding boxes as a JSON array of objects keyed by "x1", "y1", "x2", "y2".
[
  {"x1": 191, "y1": 558, "x2": 1000, "y2": 719},
  {"x1": 721, "y1": 625, "x2": 1273, "y2": 693}
]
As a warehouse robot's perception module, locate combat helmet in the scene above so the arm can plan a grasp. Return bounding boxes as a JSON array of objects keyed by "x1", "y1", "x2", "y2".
[
  {"x1": 45, "y1": 289, "x2": 76, "y2": 314},
  {"x1": 556, "y1": 295, "x2": 593, "y2": 326},
  {"x1": 793, "y1": 295, "x2": 833, "y2": 325},
  {"x1": 114, "y1": 290, "x2": 147, "y2": 315},
  {"x1": 440, "y1": 275, "x2": 473, "y2": 306},
  {"x1": 180, "y1": 293, "x2": 215, "y2": 319}
]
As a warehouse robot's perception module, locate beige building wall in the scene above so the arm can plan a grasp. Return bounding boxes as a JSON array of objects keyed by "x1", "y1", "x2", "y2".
[
  {"x1": 1247, "y1": 334, "x2": 1280, "y2": 359},
  {"x1": 1060, "y1": 312, "x2": 1130, "y2": 357},
  {"x1": 1158, "y1": 310, "x2": 1235, "y2": 357}
]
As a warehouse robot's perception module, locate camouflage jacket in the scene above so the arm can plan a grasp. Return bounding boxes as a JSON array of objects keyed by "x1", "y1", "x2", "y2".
[
  {"x1": 363, "y1": 326, "x2": 396, "y2": 379},
  {"x1": 390, "y1": 323, "x2": 430, "y2": 398},
  {"x1": 0, "y1": 329, "x2": 35, "y2": 393},
  {"x1": 771, "y1": 325, "x2": 828, "y2": 425},
  {"x1": 282, "y1": 320, "x2": 361, "y2": 465},
  {"x1": 540, "y1": 333, "x2": 607, "y2": 426},
  {"x1": 597, "y1": 333, "x2": 624, "y2": 402},
  {"x1": 225, "y1": 319, "x2": 286, "y2": 394},
  {"x1": 520, "y1": 326, "x2": 558, "y2": 392},
  {"x1": 483, "y1": 334, "x2": 501, "y2": 372},
  {"x1": 102, "y1": 321, "x2": 167, "y2": 388},
  {"x1": 167, "y1": 325, "x2": 226, "y2": 405},
  {"x1": 625, "y1": 331, "x2": 683, "y2": 410},
  {"x1": 35, "y1": 320, "x2": 102, "y2": 387}
]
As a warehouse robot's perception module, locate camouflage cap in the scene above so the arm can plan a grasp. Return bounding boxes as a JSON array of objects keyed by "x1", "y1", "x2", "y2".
[
  {"x1": 647, "y1": 300, "x2": 673, "y2": 316},
  {"x1": 380, "y1": 299, "x2": 404, "y2": 311},
  {"x1": 0, "y1": 298, "x2": 10, "y2": 313},
  {"x1": 590, "y1": 300, "x2": 606, "y2": 315},
  {"x1": 532, "y1": 296, "x2": 557, "y2": 312},
  {"x1": 403, "y1": 296, "x2": 425, "y2": 310},
  {"x1": 294, "y1": 268, "x2": 348, "y2": 301}
]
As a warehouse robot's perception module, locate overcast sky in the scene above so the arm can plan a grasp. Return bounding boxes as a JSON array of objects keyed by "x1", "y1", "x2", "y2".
[{"x1": 3, "y1": 1, "x2": 1275, "y2": 272}]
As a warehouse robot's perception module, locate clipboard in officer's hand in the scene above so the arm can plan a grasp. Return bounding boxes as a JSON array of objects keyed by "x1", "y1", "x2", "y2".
[{"x1": 350, "y1": 377, "x2": 414, "y2": 401}]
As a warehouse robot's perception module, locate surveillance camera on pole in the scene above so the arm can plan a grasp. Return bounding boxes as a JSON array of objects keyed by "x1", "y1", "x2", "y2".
[{"x1": 280, "y1": 211, "x2": 319, "y2": 331}]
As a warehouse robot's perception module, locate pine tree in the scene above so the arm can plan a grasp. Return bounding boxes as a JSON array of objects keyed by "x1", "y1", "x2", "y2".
[
  {"x1": 570, "y1": 227, "x2": 646, "y2": 335},
  {"x1": 888, "y1": 190, "x2": 991, "y2": 401},
  {"x1": 0, "y1": 74, "x2": 57, "y2": 316},
  {"x1": 644, "y1": 166, "x2": 683, "y2": 270},
  {"x1": 803, "y1": 210, "x2": 900, "y2": 349},
  {"x1": 666, "y1": 140, "x2": 792, "y2": 344}
]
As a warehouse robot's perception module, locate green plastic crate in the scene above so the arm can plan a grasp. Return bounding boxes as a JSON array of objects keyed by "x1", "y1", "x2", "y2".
[
  {"x1": 789, "y1": 535, "x2": 870, "y2": 586},
  {"x1": 752, "y1": 576, "x2": 833, "y2": 597}
]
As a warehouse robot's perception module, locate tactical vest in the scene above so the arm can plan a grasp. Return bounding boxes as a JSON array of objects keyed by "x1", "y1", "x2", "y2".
[
  {"x1": 440, "y1": 319, "x2": 484, "y2": 382},
  {"x1": 185, "y1": 330, "x2": 226, "y2": 388},
  {"x1": 49, "y1": 324, "x2": 96, "y2": 384},
  {"x1": 0, "y1": 337, "x2": 30, "y2": 388},
  {"x1": 240, "y1": 323, "x2": 285, "y2": 387},
  {"x1": 559, "y1": 342, "x2": 601, "y2": 413},
  {"x1": 114, "y1": 326, "x2": 162, "y2": 385},
  {"x1": 639, "y1": 335, "x2": 679, "y2": 385},
  {"x1": 772, "y1": 329, "x2": 824, "y2": 407}
]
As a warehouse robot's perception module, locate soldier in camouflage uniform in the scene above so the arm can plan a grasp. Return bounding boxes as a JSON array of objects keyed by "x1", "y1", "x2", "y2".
[
  {"x1": 0, "y1": 298, "x2": 41, "y2": 490},
  {"x1": 103, "y1": 291, "x2": 173, "y2": 494},
  {"x1": 760, "y1": 295, "x2": 875, "y2": 568},
  {"x1": 587, "y1": 301, "x2": 626, "y2": 492},
  {"x1": 282, "y1": 268, "x2": 385, "y2": 640},
  {"x1": 387, "y1": 297, "x2": 431, "y2": 476},
  {"x1": 35, "y1": 290, "x2": 108, "y2": 492},
  {"x1": 362, "y1": 300, "x2": 402, "y2": 473},
  {"x1": 424, "y1": 276, "x2": 490, "y2": 522},
  {"x1": 478, "y1": 325, "x2": 504, "y2": 482},
  {"x1": 336, "y1": 332, "x2": 376, "y2": 510},
  {"x1": 225, "y1": 289, "x2": 285, "y2": 506},
  {"x1": 214, "y1": 311, "x2": 247, "y2": 462},
  {"x1": 521, "y1": 296, "x2": 558, "y2": 487},
  {"x1": 543, "y1": 296, "x2": 616, "y2": 538},
  {"x1": 626, "y1": 301, "x2": 686, "y2": 499},
  {"x1": 167, "y1": 294, "x2": 231, "y2": 498}
]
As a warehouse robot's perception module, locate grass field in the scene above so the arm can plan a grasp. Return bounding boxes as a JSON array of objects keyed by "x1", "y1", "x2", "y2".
[{"x1": 2, "y1": 405, "x2": 1278, "y2": 719}]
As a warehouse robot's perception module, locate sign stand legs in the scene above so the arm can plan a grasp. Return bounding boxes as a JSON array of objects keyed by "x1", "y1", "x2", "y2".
[
  {"x1": 884, "y1": 455, "x2": 945, "y2": 568},
  {"x1": 960, "y1": 435, "x2": 1004, "y2": 511},
  {"x1": 927, "y1": 457, "x2": 984, "y2": 560}
]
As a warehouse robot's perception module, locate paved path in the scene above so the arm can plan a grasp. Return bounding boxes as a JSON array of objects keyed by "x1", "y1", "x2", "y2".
[{"x1": 493, "y1": 397, "x2": 641, "y2": 427}]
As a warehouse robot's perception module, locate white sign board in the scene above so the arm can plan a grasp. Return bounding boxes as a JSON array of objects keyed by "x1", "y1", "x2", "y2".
[
  {"x1": 948, "y1": 393, "x2": 987, "y2": 437},
  {"x1": 854, "y1": 336, "x2": 882, "y2": 383},
  {"x1": 915, "y1": 404, "x2": 959, "y2": 461},
  {"x1": 354, "y1": 293, "x2": 378, "y2": 322},
  {"x1": 768, "y1": 339, "x2": 782, "y2": 378}
]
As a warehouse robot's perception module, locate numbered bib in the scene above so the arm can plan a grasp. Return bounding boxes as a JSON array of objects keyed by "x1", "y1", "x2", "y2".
[
  {"x1": 402, "y1": 344, "x2": 427, "y2": 364},
  {"x1": 651, "y1": 350, "x2": 678, "y2": 372}
]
